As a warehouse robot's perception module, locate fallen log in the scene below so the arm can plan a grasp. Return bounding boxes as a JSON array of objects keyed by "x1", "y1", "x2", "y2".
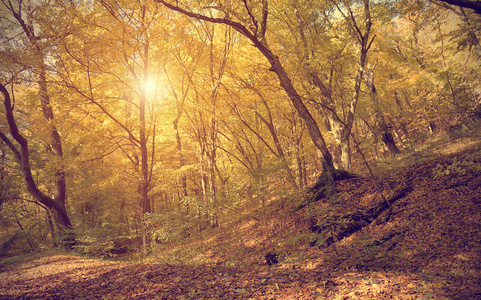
[{"x1": 309, "y1": 186, "x2": 412, "y2": 247}]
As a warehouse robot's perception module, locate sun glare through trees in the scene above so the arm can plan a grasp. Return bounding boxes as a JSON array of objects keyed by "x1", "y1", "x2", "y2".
[
  {"x1": 142, "y1": 77, "x2": 159, "y2": 99},
  {"x1": 1, "y1": 0, "x2": 481, "y2": 298}
]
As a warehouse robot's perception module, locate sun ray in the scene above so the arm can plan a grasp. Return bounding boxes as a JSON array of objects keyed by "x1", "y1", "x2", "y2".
[{"x1": 142, "y1": 77, "x2": 157, "y2": 99}]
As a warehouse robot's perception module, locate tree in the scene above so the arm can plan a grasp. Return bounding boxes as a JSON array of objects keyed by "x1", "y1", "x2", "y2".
[
  {"x1": 155, "y1": 0, "x2": 338, "y2": 175},
  {"x1": 285, "y1": 0, "x2": 375, "y2": 171},
  {"x1": 0, "y1": 0, "x2": 75, "y2": 246},
  {"x1": 231, "y1": 78, "x2": 299, "y2": 190},
  {"x1": 0, "y1": 84, "x2": 75, "y2": 246}
]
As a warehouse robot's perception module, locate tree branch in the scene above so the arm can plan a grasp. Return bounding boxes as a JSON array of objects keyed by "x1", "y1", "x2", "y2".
[
  {"x1": 0, "y1": 131, "x2": 21, "y2": 161},
  {"x1": 435, "y1": 0, "x2": 481, "y2": 14},
  {"x1": 260, "y1": 0, "x2": 268, "y2": 38},
  {"x1": 155, "y1": 0, "x2": 256, "y2": 40},
  {"x1": 243, "y1": 0, "x2": 258, "y2": 35},
  {"x1": 0, "y1": 83, "x2": 59, "y2": 211}
]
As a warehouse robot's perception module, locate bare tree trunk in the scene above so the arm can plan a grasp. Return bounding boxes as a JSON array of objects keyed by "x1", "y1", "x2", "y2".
[
  {"x1": 208, "y1": 146, "x2": 218, "y2": 227},
  {"x1": 46, "y1": 209, "x2": 58, "y2": 248},
  {"x1": 365, "y1": 66, "x2": 401, "y2": 155},
  {"x1": 199, "y1": 146, "x2": 208, "y2": 230},
  {"x1": 173, "y1": 117, "x2": 188, "y2": 209},
  {"x1": 295, "y1": 138, "x2": 304, "y2": 188},
  {"x1": 123, "y1": 3, "x2": 156, "y2": 256},
  {"x1": 436, "y1": 0, "x2": 481, "y2": 14}
]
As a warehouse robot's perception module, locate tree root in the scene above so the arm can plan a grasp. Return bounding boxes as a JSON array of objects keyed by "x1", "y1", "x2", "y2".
[
  {"x1": 309, "y1": 185, "x2": 412, "y2": 247},
  {"x1": 293, "y1": 169, "x2": 358, "y2": 212}
]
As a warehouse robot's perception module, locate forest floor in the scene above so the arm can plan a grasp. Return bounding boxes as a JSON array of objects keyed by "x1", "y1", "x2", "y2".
[{"x1": 1, "y1": 132, "x2": 481, "y2": 299}]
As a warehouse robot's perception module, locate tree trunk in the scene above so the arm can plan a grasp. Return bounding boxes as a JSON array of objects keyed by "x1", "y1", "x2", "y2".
[
  {"x1": 365, "y1": 67, "x2": 401, "y2": 155},
  {"x1": 381, "y1": 125, "x2": 401, "y2": 154},
  {"x1": 271, "y1": 57, "x2": 336, "y2": 173},
  {"x1": 46, "y1": 209, "x2": 58, "y2": 247},
  {"x1": 139, "y1": 18, "x2": 151, "y2": 256},
  {"x1": 324, "y1": 112, "x2": 352, "y2": 172},
  {"x1": 298, "y1": 0, "x2": 373, "y2": 172},
  {"x1": 252, "y1": 89, "x2": 298, "y2": 189},
  {"x1": 35, "y1": 51, "x2": 75, "y2": 242},
  {"x1": 199, "y1": 140, "x2": 208, "y2": 231},
  {"x1": 173, "y1": 117, "x2": 188, "y2": 212},
  {"x1": 295, "y1": 137, "x2": 304, "y2": 188},
  {"x1": 393, "y1": 91, "x2": 410, "y2": 139}
]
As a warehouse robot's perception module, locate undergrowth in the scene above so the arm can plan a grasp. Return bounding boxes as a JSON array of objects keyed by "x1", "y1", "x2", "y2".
[{"x1": 145, "y1": 133, "x2": 481, "y2": 278}]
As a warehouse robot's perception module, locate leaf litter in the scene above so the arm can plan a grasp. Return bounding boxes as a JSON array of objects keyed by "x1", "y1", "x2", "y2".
[
  {"x1": 0, "y1": 253, "x2": 445, "y2": 299},
  {"x1": 1, "y1": 138, "x2": 481, "y2": 299}
]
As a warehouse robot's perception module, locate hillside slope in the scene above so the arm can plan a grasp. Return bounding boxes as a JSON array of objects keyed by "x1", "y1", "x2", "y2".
[
  {"x1": 151, "y1": 136, "x2": 481, "y2": 298},
  {"x1": 1, "y1": 136, "x2": 481, "y2": 299}
]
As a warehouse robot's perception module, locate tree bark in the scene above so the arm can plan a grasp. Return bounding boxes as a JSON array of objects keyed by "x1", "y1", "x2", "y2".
[{"x1": 264, "y1": 50, "x2": 336, "y2": 174}]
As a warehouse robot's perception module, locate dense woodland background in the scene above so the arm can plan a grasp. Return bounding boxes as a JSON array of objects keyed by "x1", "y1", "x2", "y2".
[{"x1": 1, "y1": 0, "x2": 480, "y2": 263}]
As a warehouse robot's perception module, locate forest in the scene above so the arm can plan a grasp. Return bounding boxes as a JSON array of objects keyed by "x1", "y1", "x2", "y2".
[{"x1": 0, "y1": 0, "x2": 481, "y2": 298}]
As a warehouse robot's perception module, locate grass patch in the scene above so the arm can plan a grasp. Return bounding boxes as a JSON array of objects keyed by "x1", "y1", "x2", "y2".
[{"x1": 0, "y1": 254, "x2": 31, "y2": 268}]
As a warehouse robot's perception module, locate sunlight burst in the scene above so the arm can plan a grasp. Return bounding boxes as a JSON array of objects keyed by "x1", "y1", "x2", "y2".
[{"x1": 142, "y1": 77, "x2": 157, "y2": 99}]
